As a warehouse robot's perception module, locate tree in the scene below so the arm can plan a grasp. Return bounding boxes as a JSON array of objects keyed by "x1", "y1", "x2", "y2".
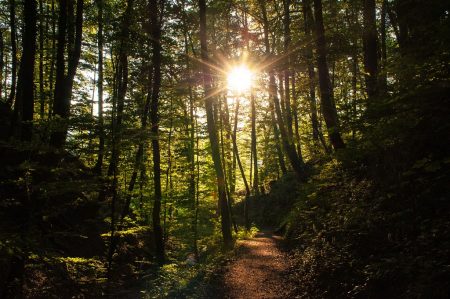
[
  {"x1": 312, "y1": 0, "x2": 345, "y2": 150},
  {"x1": 198, "y1": 0, "x2": 233, "y2": 247},
  {"x1": 259, "y1": 0, "x2": 304, "y2": 178},
  {"x1": 363, "y1": 0, "x2": 378, "y2": 99},
  {"x1": 0, "y1": 29, "x2": 4, "y2": 102},
  {"x1": 94, "y1": 0, "x2": 105, "y2": 173},
  {"x1": 149, "y1": 0, "x2": 165, "y2": 263},
  {"x1": 7, "y1": 0, "x2": 17, "y2": 107},
  {"x1": 50, "y1": 0, "x2": 84, "y2": 148},
  {"x1": 11, "y1": 0, "x2": 37, "y2": 141}
]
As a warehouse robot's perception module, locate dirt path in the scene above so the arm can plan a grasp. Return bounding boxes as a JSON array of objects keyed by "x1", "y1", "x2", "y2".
[{"x1": 223, "y1": 231, "x2": 293, "y2": 299}]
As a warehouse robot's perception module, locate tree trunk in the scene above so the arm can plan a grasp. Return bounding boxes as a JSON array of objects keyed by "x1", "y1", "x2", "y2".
[
  {"x1": 181, "y1": 6, "x2": 198, "y2": 253},
  {"x1": 303, "y1": 1, "x2": 318, "y2": 141},
  {"x1": 291, "y1": 72, "x2": 303, "y2": 159},
  {"x1": 149, "y1": 0, "x2": 165, "y2": 263},
  {"x1": 313, "y1": 0, "x2": 345, "y2": 150},
  {"x1": 48, "y1": 0, "x2": 56, "y2": 118},
  {"x1": 259, "y1": 1, "x2": 287, "y2": 175},
  {"x1": 0, "y1": 30, "x2": 4, "y2": 102},
  {"x1": 283, "y1": 0, "x2": 293, "y2": 139},
  {"x1": 219, "y1": 98, "x2": 238, "y2": 233},
  {"x1": 39, "y1": 0, "x2": 45, "y2": 118},
  {"x1": 50, "y1": 0, "x2": 67, "y2": 146},
  {"x1": 363, "y1": 0, "x2": 379, "y2": 99},
  {"x1": 250, "y1": 93, "x2": 259, "y2": 195},
  {"x1": 7, "y1": 0, "x2": 17, "y2": 107},
  {"x1": 50, "y1": 0, "x2": 84, "y2": 148},
  {"x1": 380, "y1": 0, "x2": 388, "y2": 93},
  {"x1": 107, "y1": 0, "x2": 132, "y2": 175},
  {"x1": 95, "y1": 0, "x2": 105, "y2": 173},
  {"x1": 232, "y1": 99, "x2": 251, "y2": 229},
  {"x1": 260, "y1": 0, "x2": 304, "y2": 178},
  {"x1": 270, "y1": 101, "x2": 287, "y2": 175},
  {"x1": 199, "y1": 0, "x2": 233, "y2": 247},
  {"x1": 104, "y1": 0, "x2": 132, "y2": 271},
  {"x1": 120, "y1": 76, "x2": 151, "y2": 221},
  {"x1": 11, "y1": 0, "x2": 37, "y2": 141},
  {"x1": 3, "y1": 51, "x2": 7, "y2": 101}
]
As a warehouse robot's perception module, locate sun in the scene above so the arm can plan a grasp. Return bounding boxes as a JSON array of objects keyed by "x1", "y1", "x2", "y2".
[{"x1": 227, "y1": 65, "x2": 253, "y2": 94}]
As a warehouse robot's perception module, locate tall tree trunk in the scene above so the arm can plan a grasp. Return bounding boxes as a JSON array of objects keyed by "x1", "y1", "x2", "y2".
[
  {"x1": 270, "y1": 101, "x2": 287, "y2": 174},
  {"x1": 107, "y1": 0, "x2": 132, "y2": 175},
  {"x1": 259, "y1": 2, "x2": 287, "y2": 175},
  {"x1": 219, "y1": 98, "x2": 238, "y2": 233},
  {"x1": 303, "y1": 1, "x2": 318, "y2": 141},
  {"x1": 11, "y1": 0, "x2": 37, "y2": 141},
  {"x1": 163, "y1": 98, "x2": 173, "y2": 243},
  {"x1": 104, "y1": 0, "x2": 132, "y2": 272},
  {"x1": 0, "y1": 30, "x2": 4, "y2": 102},
  {"x1": 48, "y1": 0, "x2": 56, "y2": 117},
  {"x1": 50, "y1": 0, "x2": 84, "y2": 148},
  {"x1": 232, "y1": 99, "x2": 251, "y2": 230},
  {"x1": 380, "y1": 0, "x2": 388, "y2": 93},
  {"x1": 3, "y1": 52, "x2": 7, "y2": 101},
  {"x1": 242, "y1": 9, "x2": 259, "y2": 195},
  {"x1": 303, "y1": 0, "x2": 329, "y2": 151},
  {"x1": 260, "y1": 0, "x2": 304, "y2": 178},
  {"x1": 94, "y1": 0, "x2": 104, "y2": 173},
  {"x1": 180, "y1": 5, "x2": 198, "y2": 253},
  {"x1": 51, "y1": 0, "x2": 67, "y2": 145},
  {"x1": 194, "y1": 110, "x2": 200, "y2": 256},
  {"x1": 291, "y1": 72, "x2": 303, "y2": 159},
  {"x1": 250, "y1": 93, "x2": 259, "y2": 195},
  {"x1": 283, "y1": 0, "x2": 293, "y2": 138},
  {"x1": 363, "y1": 0, "x2": 379, "y2": 99},
  {"x1": 149, "y1": 0, "x2": 165, "y2": 263},
  {"x1": 39, "y1": 0, "x2": 45, "y2": 118},
  {"x1": 120, "y1": 77, "x2": 151, "y2": 221},
  {"x1": 7, "y1": 0, "x2": 17, "y2": 107},
  {"x1": 199, "y1": 0, "x2": 233, "y2": 247},
  {"x1": 313, "y1": 0, "x2": 345, "y2": 150}
]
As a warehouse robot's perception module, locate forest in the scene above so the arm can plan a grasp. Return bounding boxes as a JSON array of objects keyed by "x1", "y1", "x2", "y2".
[{"x1": 0, "y1": 0, "x2": 449, "y2": 298}]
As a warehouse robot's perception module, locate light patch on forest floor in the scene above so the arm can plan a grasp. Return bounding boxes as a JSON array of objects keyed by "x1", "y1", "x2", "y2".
[{"x1": 223, "y1": 231, "x2": 293, "y2": 299}]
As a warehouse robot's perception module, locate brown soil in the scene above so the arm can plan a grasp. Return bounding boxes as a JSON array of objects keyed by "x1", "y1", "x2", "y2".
[{"x1": 223, "y1": 231, "x2": 293, "y2": 299}]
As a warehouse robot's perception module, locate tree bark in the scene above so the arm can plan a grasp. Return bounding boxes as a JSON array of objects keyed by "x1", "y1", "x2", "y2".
[
  {"x1": 7, "y1": 0, "x2": 17, "y2": 107},
  {"x1": 149, "y1": 0, "x2": 165, "y2": 263},
  {"x1": 250, "y1": 93, "x2": 259, "y2": 195},
  {"x1": 291, "y1": 72, "x2": 303, "y2": 159},
  {"x1": 96, "y1": 3, "x2": 104, "y2": 161},
  {"x1": 11, "y1": 0, "x2": 37, "y2": 141},
  {"x1": 283, "y1": 0, "x2": 293, "y2": 139},
  {"x1": 260, "y1": 0, "x2": 304, "y2": 178},
  {"x1": 107, "y1": 0, "x2": 132, "y2": 175},
  {"x1": 259, "y1": 0, "x2": 287, "y2": 175},
  {"x1": 0, "y1": 30, "x2": 4, "y2": 102},
  {"x1": 303, "y1": 1, "x2": 318, "y2": 141},
  {"x1": 313, "y1": 0, "x2": 345, "y2": 150},
  {"x1": 199, "y1": 0, "x2": 233, "y2": 247},
  {"x1": 50, "y1": 0, "x2": 84, "y2": 148},
  {"x1": 380, "y1": 0, "x2": 388, "y2": 93},
  {"x1": 94, "y1": 0, "x2": 105, "y2": 173},
  {"x1": 39, "y1": 0, "x2": 45, "y2": 118},
  {"x1": 363, "y1": 0, "x2": 379, "y2": 99},
  {"x1": 232, "y1": 99, "x2": 251, "y2": 229},
  {"x1": 48, "y1": 0, "x2": 56, "y2": 118}
]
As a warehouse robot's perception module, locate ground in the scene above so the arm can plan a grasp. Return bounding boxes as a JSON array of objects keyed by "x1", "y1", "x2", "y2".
[{"x1": 223, "y1": 231, "x2": 293, "y2": 299}]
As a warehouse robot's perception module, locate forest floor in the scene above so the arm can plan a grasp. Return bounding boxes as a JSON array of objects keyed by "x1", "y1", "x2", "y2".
[{"x1": 222, "y1": 231, "x2": 294, "y2": 299}]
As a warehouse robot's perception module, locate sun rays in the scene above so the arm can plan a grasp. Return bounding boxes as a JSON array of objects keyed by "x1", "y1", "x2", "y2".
[{"x1": 227, "y1": 65, "x2": 253, "y2": 94}]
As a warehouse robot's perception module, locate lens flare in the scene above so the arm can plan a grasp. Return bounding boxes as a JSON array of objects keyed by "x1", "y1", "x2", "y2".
[{"x1": 227, "y1": 65, "x2": 253, "y2": 93}]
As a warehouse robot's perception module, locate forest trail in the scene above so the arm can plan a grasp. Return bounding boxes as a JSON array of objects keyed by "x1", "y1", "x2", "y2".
[{"x1": 223, "y1": 231, "x2": 293, "y2": 299}]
